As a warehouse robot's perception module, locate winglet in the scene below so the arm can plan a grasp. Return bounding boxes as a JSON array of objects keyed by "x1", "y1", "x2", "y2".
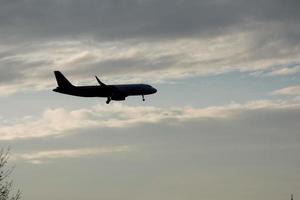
[{"x1": 95, "y1": 76, "x2": 106, "y2": 87}]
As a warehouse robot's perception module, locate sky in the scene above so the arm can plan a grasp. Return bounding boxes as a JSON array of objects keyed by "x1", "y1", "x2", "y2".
[{"x1": 0, "y1": 0, "x2": 300, "y2": 200}]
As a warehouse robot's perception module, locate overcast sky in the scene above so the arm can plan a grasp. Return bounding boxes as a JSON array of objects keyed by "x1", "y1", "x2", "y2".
[{"x1": 0, "y1": 0, "x2": 300, "y2": 200}]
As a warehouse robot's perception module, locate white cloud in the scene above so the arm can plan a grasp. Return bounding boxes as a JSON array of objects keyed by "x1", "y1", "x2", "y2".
[
  {"x1": 267, "y1": 66, "x2": 300, "y2": 76},
  {"x1": 1, "y1": 100, "x2": 300, "y2": 141},
  {"x1": 271, "y1": 85, "x2": 300, "y2": 96},
  {"x1": 12, "y1": 146, "x2": 132, "y2": 164}
]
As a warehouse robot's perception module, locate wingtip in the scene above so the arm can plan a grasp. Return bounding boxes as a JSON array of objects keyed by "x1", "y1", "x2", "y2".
[{"x1": 95, "y1": 76, "x2": 106, "y2": 86}]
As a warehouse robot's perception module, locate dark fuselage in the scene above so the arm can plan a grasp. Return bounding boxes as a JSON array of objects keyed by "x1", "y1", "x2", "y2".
[
  {"x1": 53, "y1": 84, "x2": 157, "y2": 98},
  {"x1": 53, "y1": 71, "x2": 157, "y2": 103}
]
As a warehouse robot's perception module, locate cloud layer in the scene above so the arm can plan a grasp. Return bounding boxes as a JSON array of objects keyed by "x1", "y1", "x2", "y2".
[
  {"x1": 1, "y1": 100, "x2": 300, "y2": 141},
  {"x1": 272, "y1": 85, "x2": 300, "y2": 96},
  {"x1": 12, "y1": 146, "x2": 132, "y2": 164},
  {"x1": 0, "y1": 0, "x2": 300, "y2": 94},
  {"x1": 1, "y1": 0, "x2": 299, "y2": 41}
]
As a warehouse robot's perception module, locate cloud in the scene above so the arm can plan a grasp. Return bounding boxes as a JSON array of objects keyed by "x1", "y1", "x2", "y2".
[
  {"x1": 275, "y1": 67, "x2": 300, "y2": 76},
  {"x1": 271, "y1": 85, "x2": 300, "y2": 96},
  {"x1": 1, "y1": 32, "x2": 300, "y2": 96},
  {"x1": 1, "y1": 100, "x2": 300, "y2": 141},
  {"x1": 250, "y1": 64, "x2": 300, "y2": 77},
  {"x1": 12, "y1": 146, "x2": 132, "y2": 164},
  {"x1": 0, "y1": 0, "x2": 300, "y2": 95},
  {"x1": 0, "y1": 0, "x2": 299, "y2": 42},
  {"x1": 266, "y1": 65, "x2": 300, "y2": 76}
]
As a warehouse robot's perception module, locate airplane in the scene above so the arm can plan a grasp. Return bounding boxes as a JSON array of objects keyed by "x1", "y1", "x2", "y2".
[{"x1": 53, "y1": 71, "x2": 157, "y2": 104}]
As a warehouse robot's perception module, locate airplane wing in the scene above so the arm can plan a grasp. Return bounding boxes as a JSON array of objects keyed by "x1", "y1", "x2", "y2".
[
  {"x1": 95, "y1": 76, "x2": 127, "y2": 100},
  {"x1": 110, "y1": 86, "x2": 127, "y2": 100}
]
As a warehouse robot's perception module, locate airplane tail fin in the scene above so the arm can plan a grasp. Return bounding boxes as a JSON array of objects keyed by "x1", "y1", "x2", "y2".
[{"x1": 54, "y1": 71, "x2": 74, "y2": 88}]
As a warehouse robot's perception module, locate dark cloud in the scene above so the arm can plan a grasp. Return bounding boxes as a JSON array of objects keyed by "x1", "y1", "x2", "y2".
[{"x1": 0, "y1": 0, "x2": 298, "y2": 41}]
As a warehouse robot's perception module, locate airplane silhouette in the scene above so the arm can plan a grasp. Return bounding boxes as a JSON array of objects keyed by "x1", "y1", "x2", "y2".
[{"x1": 53, "y1": 71, "x2": 157, "y2": 104}]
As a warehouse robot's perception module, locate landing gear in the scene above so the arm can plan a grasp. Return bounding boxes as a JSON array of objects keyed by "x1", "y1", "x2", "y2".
[
  {"x1": 142, "y1": 95, "x2": 145, "y2": 101},
  {"x1": 106, "y1": 97, "x2": 111, "y2": 104}
]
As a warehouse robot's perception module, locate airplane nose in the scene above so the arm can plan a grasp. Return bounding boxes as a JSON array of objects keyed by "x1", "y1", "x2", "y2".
[{"x1": 152, "y1": 88, "x2": 157, "y2": 94}]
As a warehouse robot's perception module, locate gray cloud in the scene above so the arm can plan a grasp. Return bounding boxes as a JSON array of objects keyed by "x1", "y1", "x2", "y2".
[
  {"x1": 0, "y1": 0, "x2": 300, "y2": 94},
  {"x1": 0, "y1": 0, "x2": 299, "y2": 41}
]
